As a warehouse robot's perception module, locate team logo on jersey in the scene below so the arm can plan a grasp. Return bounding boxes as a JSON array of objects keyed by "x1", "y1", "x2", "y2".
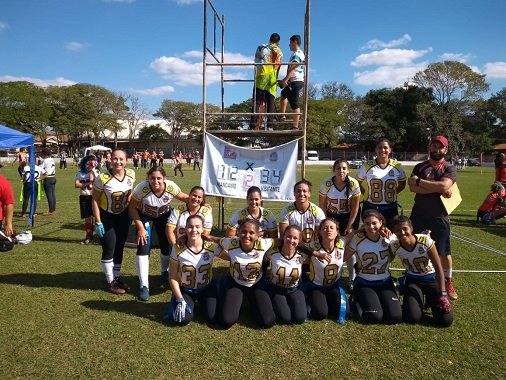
[
  {"x1": 418, "y1": 246, "x2": 425, "y2": 254},
  {"x1": 336, "y1": 250, "x2": 342, "y2": 260},
  {"x1": 388, "y1": 170, "x2": 395, "y2": 177},
  {"x1": 306, "y1": 215, "x2": 314, "y2": 225},
  {"x1": 295, "y1": 257, "x2": 301, "y2": 264},
  {"x1": 127, "y1": 178, "x2": 133, "y2": 186},
  {"x1": 381, "y1": 239, "x2": 388, "y2": 247},
  {"x1": 163, "y1": 195, "x2": 170, "y2": 203},
  {"x1": 203, "y1": 251, "x2": 210, "y2": 261}
]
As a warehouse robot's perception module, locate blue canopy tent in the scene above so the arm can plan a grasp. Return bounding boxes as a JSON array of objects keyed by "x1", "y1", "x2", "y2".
[{"x1": 0, "y1": 125, "x2": 36, "y2": 226}]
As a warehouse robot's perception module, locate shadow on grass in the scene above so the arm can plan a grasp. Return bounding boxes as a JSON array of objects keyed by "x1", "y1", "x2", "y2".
[
  {"x1": 0, "y1": 272, "x2": 137, "y2": 291},
  {"x1": 451, "y1": 218, "x2": 506, "y2": 238}
]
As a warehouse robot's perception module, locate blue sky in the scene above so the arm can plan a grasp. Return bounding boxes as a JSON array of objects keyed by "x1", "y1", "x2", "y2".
[{"x1": 1, "y1": 0, "x2": 505, "y2": 115}]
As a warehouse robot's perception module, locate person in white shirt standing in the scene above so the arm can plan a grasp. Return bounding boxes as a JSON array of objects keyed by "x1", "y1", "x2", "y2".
[{"x1": 40, "y1": 148, "x2": 57, "y2": 216}]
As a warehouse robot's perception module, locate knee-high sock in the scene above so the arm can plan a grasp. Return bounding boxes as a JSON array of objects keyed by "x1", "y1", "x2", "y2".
[
  {"x1": 101, "y1": 259, "x2": 114, "y2": 283},
  {"x1": 160, "y1": 253, "x2": 170, "y2": 274},
  {"x1": 136, "y1": 255, "x2": 150, "y2": 288}
]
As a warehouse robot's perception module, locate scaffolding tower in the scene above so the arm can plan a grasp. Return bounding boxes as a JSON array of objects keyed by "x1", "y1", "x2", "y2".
[{"x1": 202, "y1": 0, "x2": 311, "y2": 178}]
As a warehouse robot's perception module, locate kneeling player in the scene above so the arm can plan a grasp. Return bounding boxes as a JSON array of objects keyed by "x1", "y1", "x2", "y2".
[
  {"x1": 390, "y1": 216, "x2": 453, "y2": 327},
  {"x1": 166, "y1": 215, "x2": 221, "y2": 325}
]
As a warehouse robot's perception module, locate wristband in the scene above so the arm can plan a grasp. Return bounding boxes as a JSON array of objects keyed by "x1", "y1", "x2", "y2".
[{"x1": 440, "y1": 291, "x2": 448, "y2": 296}]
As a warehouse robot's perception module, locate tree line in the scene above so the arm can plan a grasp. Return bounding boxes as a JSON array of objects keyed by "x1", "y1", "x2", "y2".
[{"x1": 0, "y1": 61, "x2": 505, "y2": 154}]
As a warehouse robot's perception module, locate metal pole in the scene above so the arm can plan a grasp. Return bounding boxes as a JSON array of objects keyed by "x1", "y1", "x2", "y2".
[
  {"x1": 301, "y1": 0, "x2": 310, "y2": 179},
  {"x1": 202, "y1": 0, "x2": 207, "y2": 145}
]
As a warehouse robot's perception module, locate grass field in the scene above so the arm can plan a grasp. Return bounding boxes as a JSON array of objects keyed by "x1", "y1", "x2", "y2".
[{"x1": 0, "y1": 161, "x2": 505, "y2": 379}]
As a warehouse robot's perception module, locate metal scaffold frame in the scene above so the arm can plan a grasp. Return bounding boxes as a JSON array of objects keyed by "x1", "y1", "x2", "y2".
[{"x1": 202, "y1": 0, "x2": 311, "y2": 179}]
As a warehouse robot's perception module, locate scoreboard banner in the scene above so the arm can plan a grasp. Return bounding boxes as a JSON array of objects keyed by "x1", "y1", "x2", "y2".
[{"x1": 201, "y1": 133, "x2": 298, "y2": 201}]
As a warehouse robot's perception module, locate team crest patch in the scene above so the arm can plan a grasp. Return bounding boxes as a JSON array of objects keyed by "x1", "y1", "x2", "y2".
[
  {"x1": 388, "y1": 170, "x2": 395, "y2": 177},
  {"x1": 418, "y1": 247, "x2": 425, "y2": 254},
  {"x1": 203, "y1": 251, "x2": 210, "y2": 261},
  {"x1": 162, "y1": 195, "x2": 170, "y2": 202},
  {"x1": 382, "y1": 239, "x2": 388, "y2": 247},
  {"x1": 306, "y1": 215, "x2": 314, "y2": 225},
  {"x1": 127, "y1": 179, "x2": 133, "y2": 186},
  {"x1": 295, "y1": 257, "x2": 301, "y2": 264}
]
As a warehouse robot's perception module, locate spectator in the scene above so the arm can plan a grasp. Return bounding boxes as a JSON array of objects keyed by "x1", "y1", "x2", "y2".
[
  {"x1": 193, "y1": 151, "x2": 201, "y2": 171},
  {"x1": 39, "y1": 148, "x2": 57, "y2": 216},
  {"x1": 279, "y1": 34, "x2": 304, "y2": 130},
  {"x1": 477, "y1": 181, "x2": 506, "y2": 225},
  {"x1": 59, "y1": 150, "x2": 68, "y2": 169},
  {"x1": 0, "y1": 164, "x2": 15, "y2": 237},
  {"x1": 495, "y1": 152, "x2": 506, "y2": 186}
]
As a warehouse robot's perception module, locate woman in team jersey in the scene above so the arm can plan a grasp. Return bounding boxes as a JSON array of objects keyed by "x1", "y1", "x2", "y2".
[
  {"x1": 219, "y1": 219, "x2": 276, "y2": 329},
  {"x1": 75, "y1": 155, "x2": 99, "y2": 244},
  {"x1": 226, "y1": 186, "x2": 278, "y2": 238},
  {"x1": 92, "y1": 149, "x2": 135, "y2": 295},
  {"x1": 319, "y1": 159, "x2": 361, "y2": 284},
  {"x1": 344, "y1": 209, "x2": 402, "y2": 324},
  {"x1": 306, "y1": 218, "x2": 349, "y2": 322},
  {"x1": 390, "y1": 215, "x2": 453, "y2": 327},
  {"x1": 166, "y1": 186, "x2": 213, "y2": 246},
  {"x1": 129, "y1": 166, "x2": 189, "y2": 302},
  {"x1": 265, "y1": 225, "x2": 307, "y2": 325},
  {"x1": 357, "y1": 138, "x2": 406, "y2": 227},
  {"x1": 166, "y1": 215, "x2": 222, "y2": 325}
]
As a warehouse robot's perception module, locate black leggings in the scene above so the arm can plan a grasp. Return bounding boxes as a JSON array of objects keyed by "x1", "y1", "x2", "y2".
[
  {"x1": 22, "y1": 182, "x2": 38, "y2": 215},
  {"x1": 353, "y1": 280, "x2": 402, "y2": 324},
  {"x1": 136, "y1": 213, "x2": 171, "y2": 258},
  {"x1": 270, "y1": 286, "x2": 306, "y2": 324},
  {"x1": 220, "y1": 276, "x2": 275, "y2": 329},
  {"x1": 309, "y1": 285, "x2": 348, "y2": 321},
  {"x1": 403, "y1": 278, "x2": 453, "y2": 327},
  {"x1": 99, "y1": 209, "x2": 130, "y2": 264},
  {"x1": 43, "y1": 177, "x2": 57, "y2": 213}
]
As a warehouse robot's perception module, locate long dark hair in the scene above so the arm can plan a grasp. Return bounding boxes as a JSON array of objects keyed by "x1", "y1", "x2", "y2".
[{"x1": 332, "y1": 159, "x2": 351, "y2": 200}]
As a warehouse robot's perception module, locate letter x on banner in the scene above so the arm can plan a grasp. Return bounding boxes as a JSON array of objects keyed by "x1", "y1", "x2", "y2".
[{"x1": 201, "y1": 133, "x2": 299, "y2": 201}]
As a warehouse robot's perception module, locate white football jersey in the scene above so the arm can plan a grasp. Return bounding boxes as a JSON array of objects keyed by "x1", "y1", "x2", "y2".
[
  {"x1": 390, "y1": 234, "x2": 436, "y2": 276},
  {"x1": 227, "y1": 206, "x2": 277, "y2": 237},
  {"x1": 170, "y1": 240, "x2": 220, "y2": 290},
  {"x1": 22, "y1": 165, "x2": 45, "y2": 182},
  {"x1": 319, "y1": 176, "x2": 361, "y2": 214},
  {"x1": 279, "y1": 202, "x2": 326, "y2": 244},
  {"x1": 40, "y1": 157, "x2": 56, "y2": 177},
  {"x1": 167, "y1": 203, "x2": 213, "y2": 238},
  {"x1": 357, "y1": 159, "x2": 406, "y2": 204},
  {"x1": 308, "y1": 239, "x2": 345, "y2": 287},
  {"x1": 76, "y1": 170, "x2": 97, "y2": 196},
  {"x1": 347, "y1": 232, "x2": 393, "y2": 282},
  {"x1": 93, "y1": 168, "x2": 135, "y2": 214},
  {"x1": 221, "y1": 237, "x2": 274, "y2": 287},
  {"x1": 131, "y1": 179, "x2": 180, "y2": 218},
  {"x1": 266, "y1": 248, "x2": 306, "y2": 288}
]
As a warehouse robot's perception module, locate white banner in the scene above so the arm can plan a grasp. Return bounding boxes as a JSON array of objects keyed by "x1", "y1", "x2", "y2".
[{"x1": 201, "y1": 133, "x2": 298, "y2": 201}]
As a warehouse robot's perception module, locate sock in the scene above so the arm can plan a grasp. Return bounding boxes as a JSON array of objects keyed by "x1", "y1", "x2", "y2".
[
  {"x1": 113, "y1": 263, "x2": 122, "y2": 279},
  {"x1": 136, "y1": 255, "x2": 150, "y2": 288},
  {"x1": 160, "y1": 253, "x2": 170, "y2": 274},
  {"x1": 85, "y1": 222, "x2": 92, "y2": 240},
  {"x1": 101, "y1": 259, "x2": 114, "y2": 283},
  {"x1": 346, "y1": 256, "x2": 356, "y2": 282},
  {"x1": 444, "y1": 269, "x2": 452, "y2": 279}
]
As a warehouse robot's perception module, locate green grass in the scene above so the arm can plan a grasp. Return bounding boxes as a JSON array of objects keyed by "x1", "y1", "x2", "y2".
[{"x1": 0, "y1": 161, "x2": 505, "y2": 379}]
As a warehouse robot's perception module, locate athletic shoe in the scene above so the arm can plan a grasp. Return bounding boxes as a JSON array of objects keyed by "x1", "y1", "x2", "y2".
[
  {"x1": 446, "y1": 277, "x2": 458, "y2": 300},
  {"x1": 114, "y1": 278, "x2": 130, "y2": 291},
  {"x1": 43, "y1": 211, "x2": 55, "y2": 216},
  {"x1": 161, "y1": 271, "x2": 169, "y2": 283},
  {"x1": 139, "y1": 286, "x2": 149, "y2": 302},
  {"x1": 108, "y1": 280, "x2": 126, "y2": 295}
]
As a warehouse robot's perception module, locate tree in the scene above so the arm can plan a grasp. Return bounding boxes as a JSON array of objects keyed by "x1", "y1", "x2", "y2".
[
  {"x1": 155, "y1": 100, "x2": 213, "y2": 150},
  {"x1": 138, "y1": 124, "x2": 169, "y2": 145},
  {"x1": 306, "y1": 98, "x2": 348, "y2": 148},
  {"x1": 307, "y1": 83, "x2": 319, "y2": 100},
  {"x1": 413, "y1": 61, "x2": 489, "y2": 106},
  {"x1": 321, "y1": 81, "x2": 355, "y2": 100},
  {"x1": 119, "y1": 95, "x2": 149, "y2": 151},
  {"x1": 488, "y1": 88, "x2": 506, "y2": 141},
  {"x1": 0, "y1": 81, "x2": 53, "y2": 145}
]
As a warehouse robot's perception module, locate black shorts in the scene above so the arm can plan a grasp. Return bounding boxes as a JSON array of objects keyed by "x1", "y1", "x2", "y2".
[
  {"x1": 411, "y1": 215, "x2": 451, "y2": 256},
  {"x1": 79, "y1": 195, "x2": 93, "y2": 219},
  {"x1": 281, "y1": 81, "x2": 304, "y2": 109}
]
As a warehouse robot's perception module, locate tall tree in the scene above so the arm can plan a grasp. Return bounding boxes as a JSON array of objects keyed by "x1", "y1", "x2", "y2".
[
  {"x1": 488, "y1": 88, "x2": 506, "y2": 141},
  {"x1": 413, "y1": 61, "x2": 489, "y2": 106},
  {"x1": 307, "y1": 83, "x2": 319, "y2": 100},
  {"x1": 306, "y1": 98, "x2": 348, "y2": 148},
  {"x1": 321, "y1": 81, "x2": 355, "y2": 100},
  {"x1": 138, "y1": 124, "x2": 170, "y2": 146},
  {"x1": 118, "y1": 95, "x2": 149, "y2": 151},
  {"x1": 0, "y1": 81, "x2": 52, "y2": 145}
]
